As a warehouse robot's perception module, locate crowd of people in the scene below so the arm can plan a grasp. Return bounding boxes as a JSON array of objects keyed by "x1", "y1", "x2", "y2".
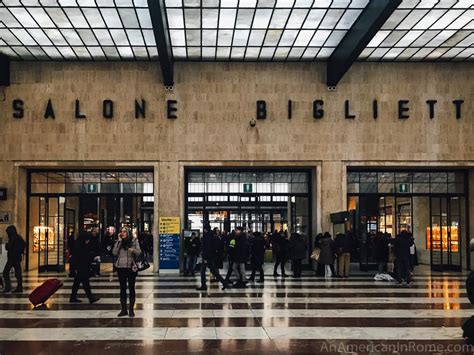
[
  {"x1": 185, "y1": 226, "x2": 310, "y2": 291},
  {"x1": 0, "y1": 222, "x2": 417, "y2": 319}
]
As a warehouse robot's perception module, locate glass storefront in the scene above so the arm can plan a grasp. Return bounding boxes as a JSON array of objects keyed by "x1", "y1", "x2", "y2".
[
  {"x1": 185, "y1": 168, "x2": 312, "y2": 258},
  {"x1": 27, "y1": 170, "x2": 154, "y2": 272},
  {"x1": 347, "y1": 170, "x2": 467, "y2": 272}
]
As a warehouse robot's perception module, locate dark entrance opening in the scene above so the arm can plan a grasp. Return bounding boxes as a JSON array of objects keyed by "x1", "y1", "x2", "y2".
[{"x1": 27, "y1": 170, "x2": 154, "y2": 272}]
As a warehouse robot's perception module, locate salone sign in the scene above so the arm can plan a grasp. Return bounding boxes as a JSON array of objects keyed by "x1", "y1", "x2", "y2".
[{"x1": 9, "y1": 98, "x2": 466, "y2": 120}]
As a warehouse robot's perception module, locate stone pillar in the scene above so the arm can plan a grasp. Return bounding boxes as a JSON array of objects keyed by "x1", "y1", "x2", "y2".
[
  {"x1": 0, "y1": 162, "x2": 18, "y2": 268},
  {"x1": 469, "y1": 170, "x2": 474, "y2": 270},
  {"x1": 320, "y1": 161, "x2": 345, "y2": 234},
  {"x1": 155, "y1": 161, "x2": 181, "y2": 273}
]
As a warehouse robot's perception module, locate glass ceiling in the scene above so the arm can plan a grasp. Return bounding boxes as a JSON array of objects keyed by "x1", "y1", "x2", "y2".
[{"x1": 0, "y1": 0, "x2": 472, "y2": 62}]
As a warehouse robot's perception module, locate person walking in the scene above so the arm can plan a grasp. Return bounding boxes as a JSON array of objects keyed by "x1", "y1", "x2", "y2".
[
  {"x1": 248, "y1": 231, "x2": 266, "y2": 283},
  {"x1": 67, "y1": 231, "x2": 76, "y2": 277},
  {"x1": 232, "y1": 227, "x2": 248, "y2": 288},
  {"x1": 393, "y1": 230, "x2": 414, "y2": 285},
  {"x1": 184, "y1": 232, "x2": 200, "y2": 276},
  {"x1": 89, "y1": 227, "x2": 101, "y2": 276},
  {"x1": 272, "y1": 230, "x2": 288, "y2": 277},
  {"x1": 225, "y1": 231, "x2": 236, "y2": 283},
  {"x1": 196, "y1": 229, "x2": 230, "y2": 291},
  {"x1": 112, "y1": 227, "x2": 141, "y2": 317},
  {"x1": 319, "y1": 232, "x2": 335, "y2": 278},
  {"x1": 335, "y1": 232, "x2": 354, "y2": 278},
  {"x1": 289, "y1": 233, "x2": 306, "y2": 278},
  {"x1": 69, "y1": 231, "x2": 100, "y2": 304},
  {"x1": 2, "y1": 225, "x2": 25, "y2": 293},
  {"x1": 374, "y1": 232, "x2": 389, "y2": 274}
]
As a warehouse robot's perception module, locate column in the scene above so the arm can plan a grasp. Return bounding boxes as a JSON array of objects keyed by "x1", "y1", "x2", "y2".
[{"x1": 320, "y1": 161, "x2": 345, "y2": 234}]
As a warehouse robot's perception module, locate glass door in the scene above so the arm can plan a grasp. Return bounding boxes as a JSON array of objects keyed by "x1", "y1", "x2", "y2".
[
  {"x1": 36, "y1": 197, "x2": 65, "y2": 272},
  {"x1": 430, "y1": 197, "x2": 462, "y2": 271}
]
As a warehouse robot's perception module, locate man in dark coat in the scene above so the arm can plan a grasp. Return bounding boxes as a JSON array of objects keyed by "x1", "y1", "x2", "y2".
[
  {"x1": 248, "y1": 232, "x2": 266, "y2": 282},
  {"x1": 2, "y1": 225, "x2": 25, "y2": 293},
  {"x1": 225, "y1": 231, "x2": 236, "y2": 283},
  {"x1": 69, "y1": 232, "x2": 100, "y2": 304},
  {"x1": 289, "y1": 233, "x2": 306, "y2": 278},
  {"x1": 392, "y1": 230, "x2": 414, "y2": 285},
  {"x1": 196, "y1": 229, "x2": 230, "y2": 291},
  {"x1": 184, "y1": 232, "x2": 201, "y2": 276},
  {"x1": 319, "y1": 232, "x2": 335, "y2": 278},
  {"x1": 232, "y1": 227, "x2": 248, "y2": 288},
  {"x1": 272, "y1": 230, "x2": 288, "y2": 277},
  {"x1": 374, "y1": 232, "x2": 389, "y2": 273},
  {"x1": 67, "y1": 231, "x2": 76, "y2": 277}
]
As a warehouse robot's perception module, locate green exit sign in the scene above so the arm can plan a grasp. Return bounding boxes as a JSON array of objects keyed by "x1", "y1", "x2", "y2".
[
  {"x1": 399, "y1": 183, "x2": 410, "y2": 193},
  {"x1": 243, "y1": 183, "x2": 253, "y2": 193},
  {"x1": 86, "y1": 184, "x2": 98, "y2": 193}
]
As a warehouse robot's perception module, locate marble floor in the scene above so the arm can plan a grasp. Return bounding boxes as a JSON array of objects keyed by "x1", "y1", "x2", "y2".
[{"x1": 0, "y1": 265, "x2": 473, "y2": 354}]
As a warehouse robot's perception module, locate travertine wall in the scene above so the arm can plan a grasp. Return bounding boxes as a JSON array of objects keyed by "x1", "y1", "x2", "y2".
[{"x1": 0, "y1": 61, "x2": 472, "y2": 269}]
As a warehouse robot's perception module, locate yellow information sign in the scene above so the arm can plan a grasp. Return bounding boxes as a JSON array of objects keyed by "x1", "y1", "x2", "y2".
[{"x1": 159, "y1": 217, "x2": 180, "y2": 234}]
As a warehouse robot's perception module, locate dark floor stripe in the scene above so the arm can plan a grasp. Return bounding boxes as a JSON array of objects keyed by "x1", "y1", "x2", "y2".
[
  {"x1": 0, "y1": 317, "x2": 469, "y2": 328},
  {"x1": 0, "y1": 339, "x2": 472, "y2": 355},
  {"x1": 1, "y1": 291, "x2": 467, "y2": 299},
  {"x1": 19, "y1": 283, "x2": 466, "y2": 290},
  {"x1": 0, "y1": 302, "x2": 472, "y2": 311}
]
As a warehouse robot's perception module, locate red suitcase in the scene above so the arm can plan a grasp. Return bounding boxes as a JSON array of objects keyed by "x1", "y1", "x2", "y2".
[{"x1": 29, "y1": 278, "x2": 63, "y2": 307}]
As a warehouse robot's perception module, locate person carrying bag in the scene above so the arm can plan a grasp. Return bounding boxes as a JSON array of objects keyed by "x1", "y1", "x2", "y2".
[{"x1": 112, "y1": 227, "x2": 141, "y2": 318}]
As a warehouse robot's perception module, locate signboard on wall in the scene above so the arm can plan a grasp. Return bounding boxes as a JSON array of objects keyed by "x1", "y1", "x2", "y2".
[
  {"x1": 0, "y1": 212, "x2": 11, "y2": 224},
  {"x1": 159, "y1": 217, "x2": 180, "y2": 269}
]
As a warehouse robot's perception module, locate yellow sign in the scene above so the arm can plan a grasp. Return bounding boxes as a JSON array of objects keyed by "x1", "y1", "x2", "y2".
[{"x1": 159, "y1": 217, "x2": 180, "y2": 234}]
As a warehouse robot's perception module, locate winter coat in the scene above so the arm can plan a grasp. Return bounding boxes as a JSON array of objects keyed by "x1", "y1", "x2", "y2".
[
  {"x1": 5, "y1": 233, "x2": 25, "y2": 264},
  {"x1": 215, "y1": 235, "x2": 225, "y2": 268},
  {"x1": 335, "y1": 234, "x2": 353, "y2": 255},
  {"x1": 374, "y1": 234, "x2": 389, "y2": 262},
  {"x1": 185, "y1": 237, "x2": 201, "y2": 256},
  {"x1": 250, "y1": 236, "x2": 266, "y2": 266},
  {"x1": 289, "y1": 235, "x2": 307, "y2": 260},
  {"x1": 392, "y1": 233, "x2": 413, "y2": 261},
  {"x1": 201, "y1": 232, "x2": 217, "y2": 261},
  {"x1": 233, "y1": 234, "x2": 248, "y2": 264},
  {"x1": 74, "y1": 233, "x2": 94, "y2": 277},
  {"x1": 319, "y1": 237, "x2": 335, "y2": 265},
  {"x1": 112, "y1": 238, "x2": 141, "y2": 269}
]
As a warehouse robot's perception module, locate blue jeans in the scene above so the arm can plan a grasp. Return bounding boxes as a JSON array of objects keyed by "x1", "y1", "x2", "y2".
[{"x1": 186, "y1": 255, "x2": 197, "y2": 274}]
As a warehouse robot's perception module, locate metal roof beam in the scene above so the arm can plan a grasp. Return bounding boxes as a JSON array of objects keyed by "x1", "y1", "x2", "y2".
[
  {"x1": 147, "y1": 0, "x2": 174, "y2": 88},
  {"x1": 326, "y1": 0, "x2": 401, "y2": 87},
  {"x1": 0, "y1": 54, "x2": 10, "y2": 86}
]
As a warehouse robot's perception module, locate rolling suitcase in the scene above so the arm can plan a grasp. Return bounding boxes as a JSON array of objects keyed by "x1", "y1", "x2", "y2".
[{"x1": 29, "y1": 278, "x2": 63, "y2": 307}]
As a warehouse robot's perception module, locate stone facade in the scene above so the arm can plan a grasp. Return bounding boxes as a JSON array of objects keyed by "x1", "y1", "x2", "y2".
[{"x1": 0, "y1": 61, "x2": 472, "y2": 270}]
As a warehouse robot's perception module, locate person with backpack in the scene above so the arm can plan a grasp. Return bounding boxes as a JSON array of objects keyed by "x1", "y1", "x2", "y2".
[
  {"x1": 112, "y1": 227, "x2": 141, "y2": 317},
  {"x1": 2, "y1": 225, "x2": 25, "y2": 293}
]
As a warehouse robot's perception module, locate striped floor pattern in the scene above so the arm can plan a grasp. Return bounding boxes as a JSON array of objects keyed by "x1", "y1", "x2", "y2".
[{"x1": 1, "y1": 266, "x2": 473, "y2": 354}]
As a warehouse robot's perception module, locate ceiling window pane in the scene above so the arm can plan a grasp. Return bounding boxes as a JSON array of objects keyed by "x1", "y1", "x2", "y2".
[
  {"x1": 100, "y1": 8, "x2": 124, "y2": 28},
  {"x1": 253, "y1": 9, "x2": 273, "y2": 28},
  {"x1": 64, "y1": 8, "x2": 90, "y2": 28},
  {"x1": 83, "y1": 8, "x2": 106, "y2": 28},
  {"x1": 119, "y1": 9, "x2": 140, "y2": 28},
  {"x1": 219, "y1": 9, "x2": 237, "y2": 29},
  {"x1": 167, "y1": 9, "x2": 184, "y2": 28},
  {"x1": 185, "y1": 8, "x2": 201, "y2": 29},
  {"x1": 127, "y1": 29, "x2": 144, "y2": 45},
  {"x1": 286, "y1": 9, "x2": 309, "y2": 29}
]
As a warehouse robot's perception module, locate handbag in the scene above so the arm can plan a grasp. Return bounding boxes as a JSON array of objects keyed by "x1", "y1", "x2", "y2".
[
  {"x1": 134, "y1": 253, "x2": 150, "y2": 272},
  {"x1": 310, "y1": 247, "x2": 321, "y2": 261}
]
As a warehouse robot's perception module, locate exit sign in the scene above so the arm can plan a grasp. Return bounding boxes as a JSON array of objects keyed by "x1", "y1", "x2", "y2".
[
  {"x1": 243, "y1": 183, "x2": 253, "y2": 193},
  {"x1": 399, "y1": 183, "x2": 410, "y2": 193},
  {"x1": 86, "y1": 184, "x2": 98, "y2": 193}
]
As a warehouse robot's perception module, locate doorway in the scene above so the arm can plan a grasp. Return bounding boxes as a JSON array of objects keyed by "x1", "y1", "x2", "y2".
[{"x1": 429, "y1": 196, "x2": 462, "y2": 271}]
